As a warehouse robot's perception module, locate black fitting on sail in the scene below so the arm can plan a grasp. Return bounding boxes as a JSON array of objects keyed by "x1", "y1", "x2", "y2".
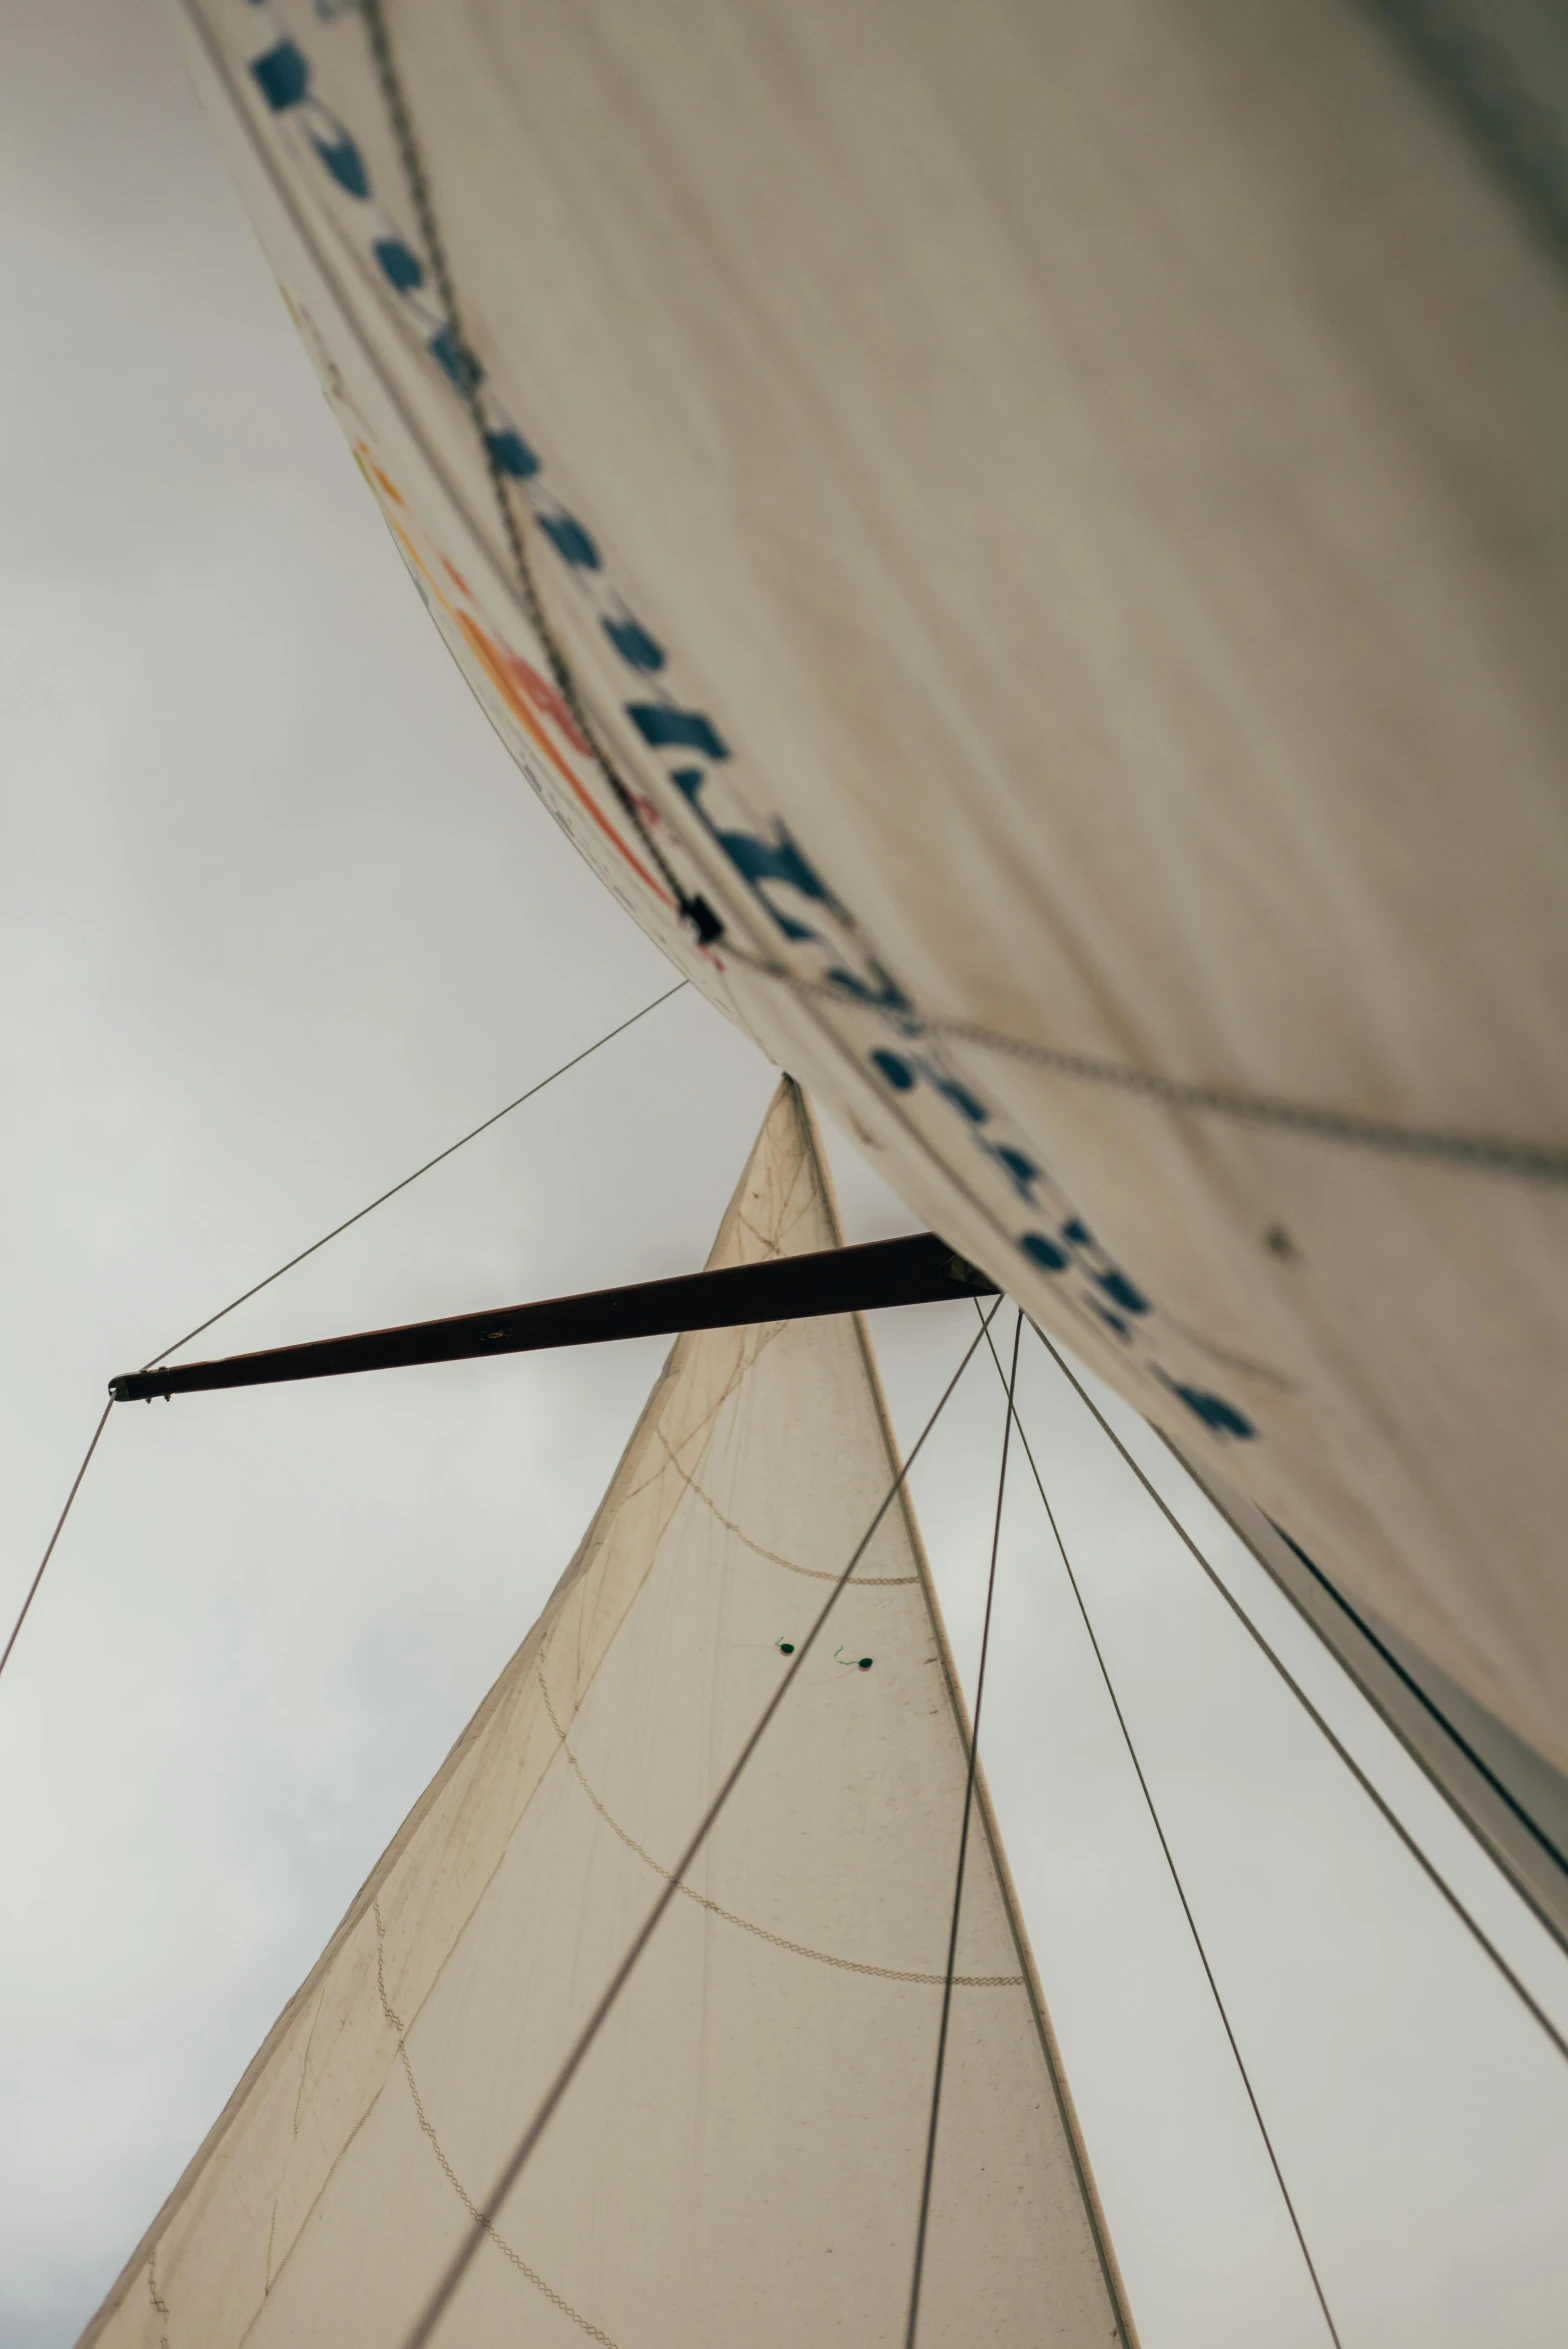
[
  {"x1": 112, "y1": 1231, "x2": 997, "y2": 1404},
  {"x1": 680, "y1": 893, "x2": 725, "y2": 946}
]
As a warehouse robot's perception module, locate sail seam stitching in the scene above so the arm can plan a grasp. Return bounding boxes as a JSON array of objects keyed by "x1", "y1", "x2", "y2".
[
  {"x1": 655, "y1": 1426, "x2": 920, "y2": 1584},
  {"x1": 614, "y1": 1325, "x2": 791, "y2": 1511},
  {"x1": 536, "y1": 1668, "x2": 1023, "y2": 1986},
  {"x1": 372, "y1": 1901, "x2": 618, "y2": 2346},
  {"x1": 146, "y1": 2255, "x2": 171, "y2": 2349}
]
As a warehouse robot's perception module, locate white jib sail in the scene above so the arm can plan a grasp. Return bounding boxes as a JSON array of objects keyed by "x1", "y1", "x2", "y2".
[{"x1": 80, "y1": 1080, "x2": 1132, "y2": 2349}]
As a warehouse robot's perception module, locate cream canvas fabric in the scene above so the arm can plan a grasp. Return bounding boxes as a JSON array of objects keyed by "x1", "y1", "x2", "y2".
[
  {"x1": 82, "y1": 1081, "x2": 1130, "y2": 2348},
  {"x1": 171, "y1": 0, "x2": 1568, "y2": 1774}
]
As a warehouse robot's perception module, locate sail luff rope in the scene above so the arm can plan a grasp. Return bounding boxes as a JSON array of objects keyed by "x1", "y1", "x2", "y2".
[
  {"x1": 1026, "y1": 1315, "x2": 1568, "y2": 2068},
  {"x1": 719, "y1": 949, "x2": 1568, "y2": 1187},
  {"x1": 977, "y1": 1311, "x2": 1346, "y2": 2348},
  {"x1": 397, "y1": 1301, "x2": 1003, "y2": 2349},
  {"x1": 0, "y1": 1402, "x2": 113, "y2": 1690},
  {"x1": 142, "y1": 982, "x2": 686, "y2": 1369},
  {"x1": 904, "y1": 1310, "x2": 1022, "y2": 2349},
  {"x1": 359, "y1": 1, "x2": 720, "y2": 945}
]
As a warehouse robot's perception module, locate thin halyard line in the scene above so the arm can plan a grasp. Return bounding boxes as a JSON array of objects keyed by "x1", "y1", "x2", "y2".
[
  {"x1": 1024, "y1": 1315, "x2": 1568, "y2": 2069},
  {"x1": 398, "y1": 1302, "x2": 1001, "y2": 2349},
  {"x1": 978, "y1": 1312, "x2": 1344, "y2": 2348},
  {"x1": 142, "y1": 982, "x2": 686, "y2": 1368},
  {"x1": 905, "y1": 1310, "x2": 1021, "y2": 2349}
]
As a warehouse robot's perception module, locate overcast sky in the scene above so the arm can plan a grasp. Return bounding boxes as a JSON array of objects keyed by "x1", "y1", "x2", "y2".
[{"x1": 3, "y1": 9, "x2": 1567, "y2": 2348}]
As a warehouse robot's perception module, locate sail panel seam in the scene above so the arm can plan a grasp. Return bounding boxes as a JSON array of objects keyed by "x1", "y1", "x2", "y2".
[
  {"x1": 536, "y1": 1666, "x2": 1022, "y2": 1985},
  {"x1": 146, "y1": 2255, "x2": 171, "y2": 2349},
  {"x1": 372, "y1": 1901, "x2": 618, "y2": 2347},
  {"x1": 654, "y1": 1426, "x2": 920, "y2": 1585}
]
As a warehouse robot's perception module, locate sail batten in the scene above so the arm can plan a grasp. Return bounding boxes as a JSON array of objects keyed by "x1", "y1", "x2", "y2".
[{"x1": 81, "y1": 1081, "x2": 1132, "y2": 2348}]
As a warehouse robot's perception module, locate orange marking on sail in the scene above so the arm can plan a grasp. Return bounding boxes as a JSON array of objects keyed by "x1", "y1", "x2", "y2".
[
  {"x1": 352, "y1": 439, "x2": 408, "y2": 508},
  {"x1": 370, "y1": 461, "x2": 406, "y2": 507},
  {"x1": 441, "y1": 556, "x2": 475, "y2": 600},
  {"x1": 382, "y1": 516, "x2": 460, "y2": 616},
  {"x1": 455, "y1": 612, "x2": 669, "y2": 903},
  {"x1": 504, "y1": 651, "x2": 592, "y2": 758}
]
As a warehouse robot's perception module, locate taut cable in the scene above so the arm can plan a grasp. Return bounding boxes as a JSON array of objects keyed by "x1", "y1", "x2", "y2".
[{"x1": 904, "y1": 1310, "x2": 1022, "y2": 2349}]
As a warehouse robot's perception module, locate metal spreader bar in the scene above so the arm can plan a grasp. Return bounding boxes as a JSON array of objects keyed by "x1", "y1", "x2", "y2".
[{"x1": 111, "y1": 1232, "x2": 997, "y2": 1403}]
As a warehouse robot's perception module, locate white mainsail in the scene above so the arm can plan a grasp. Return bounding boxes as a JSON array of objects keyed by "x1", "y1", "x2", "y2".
[
  {"x1": 169, "y1": 0, "x2": 1568, "y2": 1787},
  {"x1": 81, "y1": 1080, "x2": 1132, "y2": 2348}
]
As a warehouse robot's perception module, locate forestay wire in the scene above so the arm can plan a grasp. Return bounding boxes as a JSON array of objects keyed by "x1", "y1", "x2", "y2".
[
  {"x1": 397, "y1": 1302, "x2": 1003, "y2": 2349},
  {"x1": 978, "y1": 1311, "x2": 1345, "y2": 2348},
  {"x1": 0, "y1": 983, "x2": 687, "y2": 1691}
]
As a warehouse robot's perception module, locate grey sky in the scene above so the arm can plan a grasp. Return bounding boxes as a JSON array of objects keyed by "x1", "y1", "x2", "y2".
[{"x1": 2, "y1": 9, "x2": 1565, "y2": 2347}]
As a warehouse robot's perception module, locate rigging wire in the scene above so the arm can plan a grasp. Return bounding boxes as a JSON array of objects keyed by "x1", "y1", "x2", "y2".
[
  {"x1": 0, "y1": 1403, "x2": 113, "y2": 1690},
  {"x1": 4, "y1": 987, "x2": 686, "y2": 1690},
  {"x1": 1263, "y1": 1521, "x2": 1568, "y2": 1907},
  {"x1": 398, "y1": 1300, "x2": 1003, "y2": 2349},
  {"x1": 718, "y1": 947, "x2": 1568, "y2": 1189},
  {"x1": 1025, "y1": 1314, "x2": 1568, "y2": 2069},
  {"x1": 976, "y1": 1310, "x2": 1345, "y2": 2349},
  {"x1": 143, "y1": 982, "x2": 686, "y2": 1369},
  {"x1": 904, "y1": 1310, "x2": 1022, "y2": 2349}
]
